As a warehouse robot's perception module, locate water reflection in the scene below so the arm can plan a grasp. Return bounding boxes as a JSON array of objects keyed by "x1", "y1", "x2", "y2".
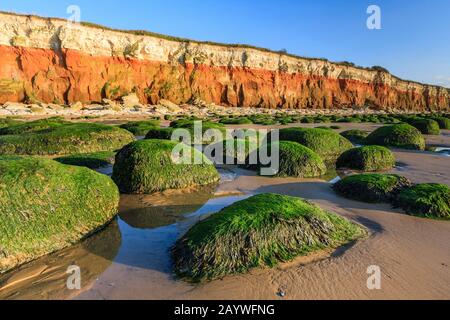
[
  {"x1": 119, "y1": 184, "x2": 217, "y2": 229},
  {"x1": 0, "y1": 220, "x2": 121, "y2": 300}
]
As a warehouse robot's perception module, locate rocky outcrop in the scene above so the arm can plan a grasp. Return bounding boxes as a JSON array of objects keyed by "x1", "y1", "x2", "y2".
[{"x1": 0, "y1": 12, "x2": 448, "y2": 112}]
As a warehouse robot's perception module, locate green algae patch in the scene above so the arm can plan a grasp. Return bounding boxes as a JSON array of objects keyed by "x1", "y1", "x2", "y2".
[
  {"x1": 0, "y1": 157, "x2": 120, "y2": 273},
  {"x1": 0, "y1": 122, "x2": 135, "y2": 156},
  {"x1": 333, "y1": 173, "x2": 412, "y2": 203},
  {"x1": 172, "y1": 193, "x2": 365, "y2": 282},
  {"x1": 279, "y1": 127, "x2": 353, "y2": 162},
  {"x1": 336, "y1": 146, "x2": 395, "y2": 172},
  {"x1": 365, "y1": 124, "x2": 425, "y2": 150},
  {"x1": 112, "y1": 139, "x2": 220, "y2": 194},
  {"x1": 394, "y1": 183, "x2": 450, "y2": 220},
  {"x1": 119, "y1": 120, "x2": 160, "y2": 136},
  {"x1": 54, "y1": 151, "x2": 116, "y2": 169},
  {"x1": 340, "y1": 129, "x2": 370, "y2": 145}
]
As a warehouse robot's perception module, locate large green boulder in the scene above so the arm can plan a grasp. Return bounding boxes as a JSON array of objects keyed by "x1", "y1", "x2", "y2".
[
  {"x1": 172, "y1": 193, "x2": 365, "y2": 282},
  {"x1": 0, "y1": 157, "x2": 120, "y2": 273},
  {"x1": 279, "y1": 127, "x2": 353, "y2": 162},
  {"x1": 112, "y1": 139, "x2": 220, "y2": 194},
  {"x1": 365, "y1": 124, "x2": 425, "y2": 150},
  {"x1": 394, "y1": 183, "x2": 450, "y2": 219},
  {"x1": 336, "y1": 146, "x2": 395, "y2": 171},
  {"x1": 0, "y1": 122, "x2": 135, "y2": 155},
  {"x1": 248, "y1": 141, "x2": 327, "y2": 177},
  {"x1": 333, "y1": 173, "x2": 412, "y2": 203}
]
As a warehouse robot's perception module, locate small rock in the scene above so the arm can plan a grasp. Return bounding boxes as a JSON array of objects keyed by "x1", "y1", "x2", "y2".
[
  {"x1": 70, "y1": 101, "x2": 83, "y2": 111},
  {"x1": 158, "y1": 99, "x2": 182, "y2": 113},
  {"x1": 121, "y1": 93, "x2": 141, "y2": 109},
  {"x1": 276, "y1": 289, "x2": 286, "y2": 298},
  {"x1": 83, "y1": 104, "x2": 106, "y2": 111}
]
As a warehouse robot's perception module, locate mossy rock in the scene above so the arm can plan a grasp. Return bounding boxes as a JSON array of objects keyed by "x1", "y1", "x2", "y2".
[
  {"x1": 54, "y1": 151, "x2": 116, "y2": 169},
  {"x1": 365, "y1": 124, "x2": 425, "y2": 150},
  {"x1": 247, "y1": 141, "x2": 327, "y2": 177},
  {"x1": 0, "y1": 157, "x2": 120, "y2": 273},
  {"x1": 336, "y1": 146, "x2": 395, "y2": 171},
  {"x1": 207, "y1": 138, "x2": 259, "y2": 164},
  {"x1": 0, "y1": 122, "x2": 134, "y2": 156},
  {"x1": 410, "y1": 119, "x2": 440, "y2": 135},
  {"x1": 279, "y1": 127, "x2": 353, "y2": 162},
  {"x1": 145, "y1": 127, "x2": 176, "y2": 140},
  {"x1": 333, "y1": 173, "x2": 412, "y2": 203},
  {"x1": 172, "y1": 193, "x2": 365, "y2": 282},
  {"x1": 393, "y1": 183, "x2": 450, "y2": 219},
  {"x1": 112, "y1": 139, "x2": 220, "y2": 194},
  {"x1": 340, "y1": 129, "x2": 370, "y2": 145},
  {"x1": 119, "y1": 120, "x2": 160, "y2": 136},
  {"x1": 431, "y1": 117, "x2": 450, "y2": 130}
]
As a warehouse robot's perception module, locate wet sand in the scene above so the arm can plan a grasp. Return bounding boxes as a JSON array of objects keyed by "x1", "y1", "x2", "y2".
[{"x1": 0, "y1": 123, "x2": 449, "y2": 300}]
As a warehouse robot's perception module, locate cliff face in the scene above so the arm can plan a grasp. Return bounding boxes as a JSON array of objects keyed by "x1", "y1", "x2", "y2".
[{"x1": 0, "y1": 12, "x2": 448, "y2": 112}]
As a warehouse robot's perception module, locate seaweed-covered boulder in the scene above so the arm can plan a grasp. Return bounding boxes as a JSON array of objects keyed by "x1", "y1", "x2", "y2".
[
  {"x1": 410, "y1": 119, "x2": 440, "y2": 135},
  {"x1": 172, "y1": 193, "x2": 365, "y2": 281},
  {"x1": 340, "y1": 130, "x2": 370, "y2": 145},
  {"x1": 248, "y1": 141, "x2": 327, "y2": 177},
  {"x1": 394, "y1": 183, "x2": 450, "y2": 219},
  {"x1": 333, "y1": 173, "x2": 412, "y2": 203},
  {"x1": 0, "y1": 122, "x2": 135, "y2": 155},
  {"x1": 431, "y1": 117, "x2": 450, "y2": 130},
  {"x1": 0, "y1": 157, "x2": 120, "y2": 273},
  {"x1": 336, "y1": 146, "x2": 395, "y2": 171},
  {"x1": 112, "y1": 139, "x2": 220, "y2": 194},
  {"x1": 279, "y1": 127, "x2": 353, "y2": 162},
  {"x1": 365, "y1": 124, "x2": 425, "y2": 150},
  {"x1": 119, "y1": 120, "x2": 160, "y2": 136}
]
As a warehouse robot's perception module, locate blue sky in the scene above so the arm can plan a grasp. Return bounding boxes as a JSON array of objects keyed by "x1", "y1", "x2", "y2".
[{"x1": 1, "y1": 0, "x2": 449, "y2": 87}]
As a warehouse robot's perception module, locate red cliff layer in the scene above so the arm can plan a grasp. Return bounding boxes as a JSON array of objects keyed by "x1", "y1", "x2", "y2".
[{"x1": 1, "y1": 45, "x2": 448, "y2": 112}]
